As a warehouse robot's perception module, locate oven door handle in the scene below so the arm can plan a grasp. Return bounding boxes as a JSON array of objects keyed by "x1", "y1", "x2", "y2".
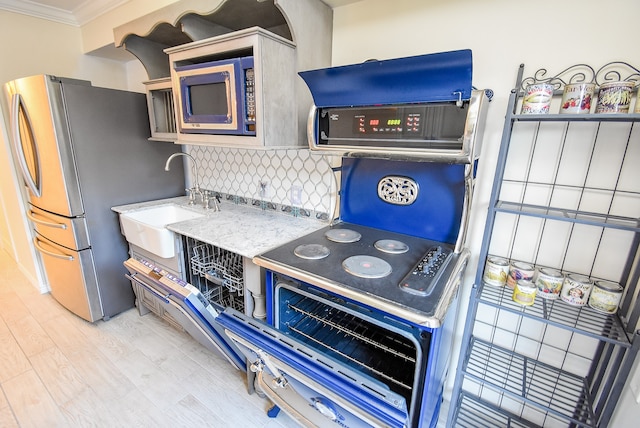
[
  {"x1": 126, "y1": 273, "x2": 171, "y2": 304},
  {"x1": 256, "y1": 371, "x2": 317, "y2": 427}
]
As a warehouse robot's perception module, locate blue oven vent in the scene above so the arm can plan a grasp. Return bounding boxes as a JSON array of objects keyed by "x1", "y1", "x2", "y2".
[{"x1": 298, "y1": 49, "x2": 473, "y2": 108}]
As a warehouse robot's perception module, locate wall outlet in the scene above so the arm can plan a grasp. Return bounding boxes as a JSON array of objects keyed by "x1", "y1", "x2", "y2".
[{"x1": 290, "y1": 185, "x2": 302, "y2": 205}]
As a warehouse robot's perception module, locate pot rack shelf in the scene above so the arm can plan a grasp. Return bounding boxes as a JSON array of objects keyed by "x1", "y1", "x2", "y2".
[{"x1": 448, "y1": 62, "x2": 640, "y2": 427}]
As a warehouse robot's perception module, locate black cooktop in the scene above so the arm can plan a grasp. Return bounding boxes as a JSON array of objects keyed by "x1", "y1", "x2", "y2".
[{"x1": 254, "y1": 222, "x2": 467, "y2": 327}]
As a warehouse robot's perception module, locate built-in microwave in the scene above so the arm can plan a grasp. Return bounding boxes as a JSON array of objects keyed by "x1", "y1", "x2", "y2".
[{"x1": 175, "y1": 56, "x2": 255, "y2": 135}]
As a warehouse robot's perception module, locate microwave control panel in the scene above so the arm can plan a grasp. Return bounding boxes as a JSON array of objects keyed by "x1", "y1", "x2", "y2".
[{"x1": 244, "y1": 68, "x2": 256, "y2": 128}]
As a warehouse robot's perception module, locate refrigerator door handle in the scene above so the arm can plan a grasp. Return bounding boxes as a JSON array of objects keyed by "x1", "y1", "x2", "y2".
[
  {"x1": 10, "y1": 93, "x2": 42, "y2": 197},
  {"x1": 33, "y1": 237, "x2": 74, "y2": 261},
  {"x1": 27, "y1": 210, "x2": 67, "y2": 230}
]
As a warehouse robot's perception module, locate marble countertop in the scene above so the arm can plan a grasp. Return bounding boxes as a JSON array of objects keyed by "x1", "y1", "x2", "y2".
[{"x1": 112, "y1": 197, "x2": 328, "y2": 259}]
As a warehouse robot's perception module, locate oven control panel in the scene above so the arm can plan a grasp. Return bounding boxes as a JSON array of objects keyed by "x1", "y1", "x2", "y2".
[
  {"x1": 317, "y1": 103, "x2": 468, "y2": 149},
  {"x1": 399, "y1": 246, "x2": 452, "y2": 296}
]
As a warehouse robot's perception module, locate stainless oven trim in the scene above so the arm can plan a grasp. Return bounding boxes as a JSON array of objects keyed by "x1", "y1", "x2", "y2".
[{"x1": 253, "y1": 248, "x2": 470, "y2": 328}]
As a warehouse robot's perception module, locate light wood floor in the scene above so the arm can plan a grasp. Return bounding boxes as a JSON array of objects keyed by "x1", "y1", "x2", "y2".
[{"x1": 0, "y1": 249, "x2": 299, "y2": 428}]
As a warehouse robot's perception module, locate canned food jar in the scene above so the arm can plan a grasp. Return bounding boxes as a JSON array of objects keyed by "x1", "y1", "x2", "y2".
[
  {"x1": 560, "y1": 274, "x2": 593, "y2": 306},
  {"x1": 595, "y1": 81, "x2": 634, "y2": 113},
  {"x1": 482, "y1": 256, "x2": 510, "y2": 287},
  {"x1": 521, "y1": 83, "x2": 554, "y2": 114},
  {"x1": 635, "y1": 86, "x2": 640, "y2": 113},
  {"x1": 560, "y1": 83, "x2": 595, "y2": 114},
  {"x1": 588, "y1": 280, "x2": 623, "y2": 314},
  {"x1": 506, "y1": 261, "x2": 535, "y2": 289},
  {"x1": 535, "y1": 267, "x2": 564, "y2": 300},
  {"x1": 513, "y1": 280, "x2": 537, "y2": 306}
]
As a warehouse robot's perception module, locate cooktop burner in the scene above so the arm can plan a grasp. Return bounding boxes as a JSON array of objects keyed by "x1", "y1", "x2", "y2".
[
  {"x1": 255, "y1": 223, "x2": 465, "y2": 326},
  {"x1": 294, "y1": 244, "x2": 330, "y2": 260},
  {"x1": 325, "y1": 228, "x2": 362, "y2": 243},
  {"x1": 342, "y1": 255, "x2": 392, "y2": 279},
  {"x1": 374, "y1": 239, "x2": 409, "y2": 254}
]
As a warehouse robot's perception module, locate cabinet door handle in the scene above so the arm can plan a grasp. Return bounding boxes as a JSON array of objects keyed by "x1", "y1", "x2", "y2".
[
  {"x1": 126, "y1": 273, "x2": 171, "y2": 304},
  {"x1": 27, "y1": 210, "x2": 67, "y2": 229},
  {"x1": 33, "y1": 237, "x2": 73, "y2": 261}
]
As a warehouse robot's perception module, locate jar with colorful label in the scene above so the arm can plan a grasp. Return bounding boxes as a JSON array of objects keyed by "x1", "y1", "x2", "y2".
[
  {"x1": 560, "y1": 83, "x2": 595, "y2": 114},
  {"x1": 535, "y1": 267, "x2": 564, "y2": 300},
  {"x1": 521, "y1": 83, "x2": 554, "y2": 114},
  {"x1": 506, "y1": 261, "x2": 535, "y2": 289},
  {"x1": 588, "y1": 280, "x2": 623, "y2": 314},
  {"x1": 560, "y1": 274, "x2": 593, "y2": 306},
  {"x1": 482, "y1": 256, "x2": 510, "y2": 287},
  {"x1": 513, "y1": 280, "x2": 537, "y2": 306},
  {"x1": 595, "y1": 81, "x2": 634, "y2": 113}
]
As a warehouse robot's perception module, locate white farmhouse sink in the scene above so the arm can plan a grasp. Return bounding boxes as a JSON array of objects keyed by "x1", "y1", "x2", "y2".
[{"x1": 119, "y1": 204, "x2": 204, "y2": 258}]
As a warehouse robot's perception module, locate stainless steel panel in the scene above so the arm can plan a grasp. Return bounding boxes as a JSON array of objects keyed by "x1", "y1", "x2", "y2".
[
  {"x1": 33, "y1": 232, "x2": 102, "y2": 322},
  {"x1": 28, "y1": 205, "x2": 89, "y2": 250}
]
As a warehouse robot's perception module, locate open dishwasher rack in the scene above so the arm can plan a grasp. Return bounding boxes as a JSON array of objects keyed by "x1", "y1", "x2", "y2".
[
  {"x1": 183, "y1": 236, "x2": 245, "y2": 313},
  {"x1": 448, "y1": 62, "x2": 640, "y2": 428}
]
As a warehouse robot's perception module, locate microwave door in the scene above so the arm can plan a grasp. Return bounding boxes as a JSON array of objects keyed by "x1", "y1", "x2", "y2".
[
  {"x1": 123, "y1": 258, "x2": 245, "y2": 371},
  {"x1": 216, "y1": 309, "x2": 409, "y2": 428},
  {"x1": 9, "y1": 92, "x2": 42, "y2": 197}
]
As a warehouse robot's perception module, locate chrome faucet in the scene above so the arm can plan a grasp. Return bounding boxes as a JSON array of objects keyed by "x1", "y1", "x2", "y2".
[
  {"x1": 203, "y1": 190, "x2": 221, "y2": 212},
  {"x1": 165, "y1": 152, "x2": 203, "y2": 206}
]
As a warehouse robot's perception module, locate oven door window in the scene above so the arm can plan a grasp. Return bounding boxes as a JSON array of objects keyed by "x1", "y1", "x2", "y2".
[
  {"x1": 217, "y1": 308, "x2": 410, "y2": 428},
  {"x1": 274, "y1": 283, "x2": 428, "y2": 415}
]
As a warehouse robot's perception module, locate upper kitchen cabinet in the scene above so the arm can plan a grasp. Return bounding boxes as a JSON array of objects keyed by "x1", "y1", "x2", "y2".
[{"x1": 113, "y1": 0, "x2": 332, "y2": 148}]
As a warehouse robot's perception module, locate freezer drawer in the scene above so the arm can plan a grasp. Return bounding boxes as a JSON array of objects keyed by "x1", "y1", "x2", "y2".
[
  {"x1": 28, "y1": 204, "x2": 89, "y2": 250},
  {"x1": 33, "y1": 232, "x2": 102, "y2": 322}
]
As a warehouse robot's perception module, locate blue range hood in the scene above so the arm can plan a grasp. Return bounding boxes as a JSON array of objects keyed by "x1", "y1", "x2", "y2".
[{"x1": 298, "y1": 49, "x2": 473, "y2": 108}]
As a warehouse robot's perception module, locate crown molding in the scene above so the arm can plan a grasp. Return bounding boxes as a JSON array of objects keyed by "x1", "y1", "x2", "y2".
[
  {"x1": 74, "y1": 0, "x2": 127, "y2": 26},
  {"x1": 0, "y1": 0, "x2": 127, "y2": 27}
]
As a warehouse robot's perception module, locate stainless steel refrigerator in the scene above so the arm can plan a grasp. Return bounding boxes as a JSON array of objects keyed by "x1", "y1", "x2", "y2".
[{"x1": 4, "y1": 75, "x2": 185, "y2": 322}]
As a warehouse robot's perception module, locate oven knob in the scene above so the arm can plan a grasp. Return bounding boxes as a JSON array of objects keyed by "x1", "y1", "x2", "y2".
[{"x1": 311, "y1": 398, "x2": 338, "y2": 421}]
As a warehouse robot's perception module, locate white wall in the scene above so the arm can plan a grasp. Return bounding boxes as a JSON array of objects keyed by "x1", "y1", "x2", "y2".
[{"x1": 331, "y1": 0, "x2": 640, "y2": 425}]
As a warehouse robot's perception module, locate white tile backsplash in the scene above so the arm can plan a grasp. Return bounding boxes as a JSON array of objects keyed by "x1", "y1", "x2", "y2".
[{"x1": 186, "y1": 145, "x2": 339, "y2": 220}]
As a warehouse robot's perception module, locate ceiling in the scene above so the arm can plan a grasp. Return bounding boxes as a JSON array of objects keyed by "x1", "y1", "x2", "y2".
[{"x1": 0, "y1": 0, "x2": 359, "y2": 26}]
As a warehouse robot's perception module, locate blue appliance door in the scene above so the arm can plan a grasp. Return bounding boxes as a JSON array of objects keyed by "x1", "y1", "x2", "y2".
[
  {"x1": 217, "y1": 308, "x2": 410, "y2": 428},
  {"x1": 124, "y1": 258, "x2": 245, "y2": 370}
]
